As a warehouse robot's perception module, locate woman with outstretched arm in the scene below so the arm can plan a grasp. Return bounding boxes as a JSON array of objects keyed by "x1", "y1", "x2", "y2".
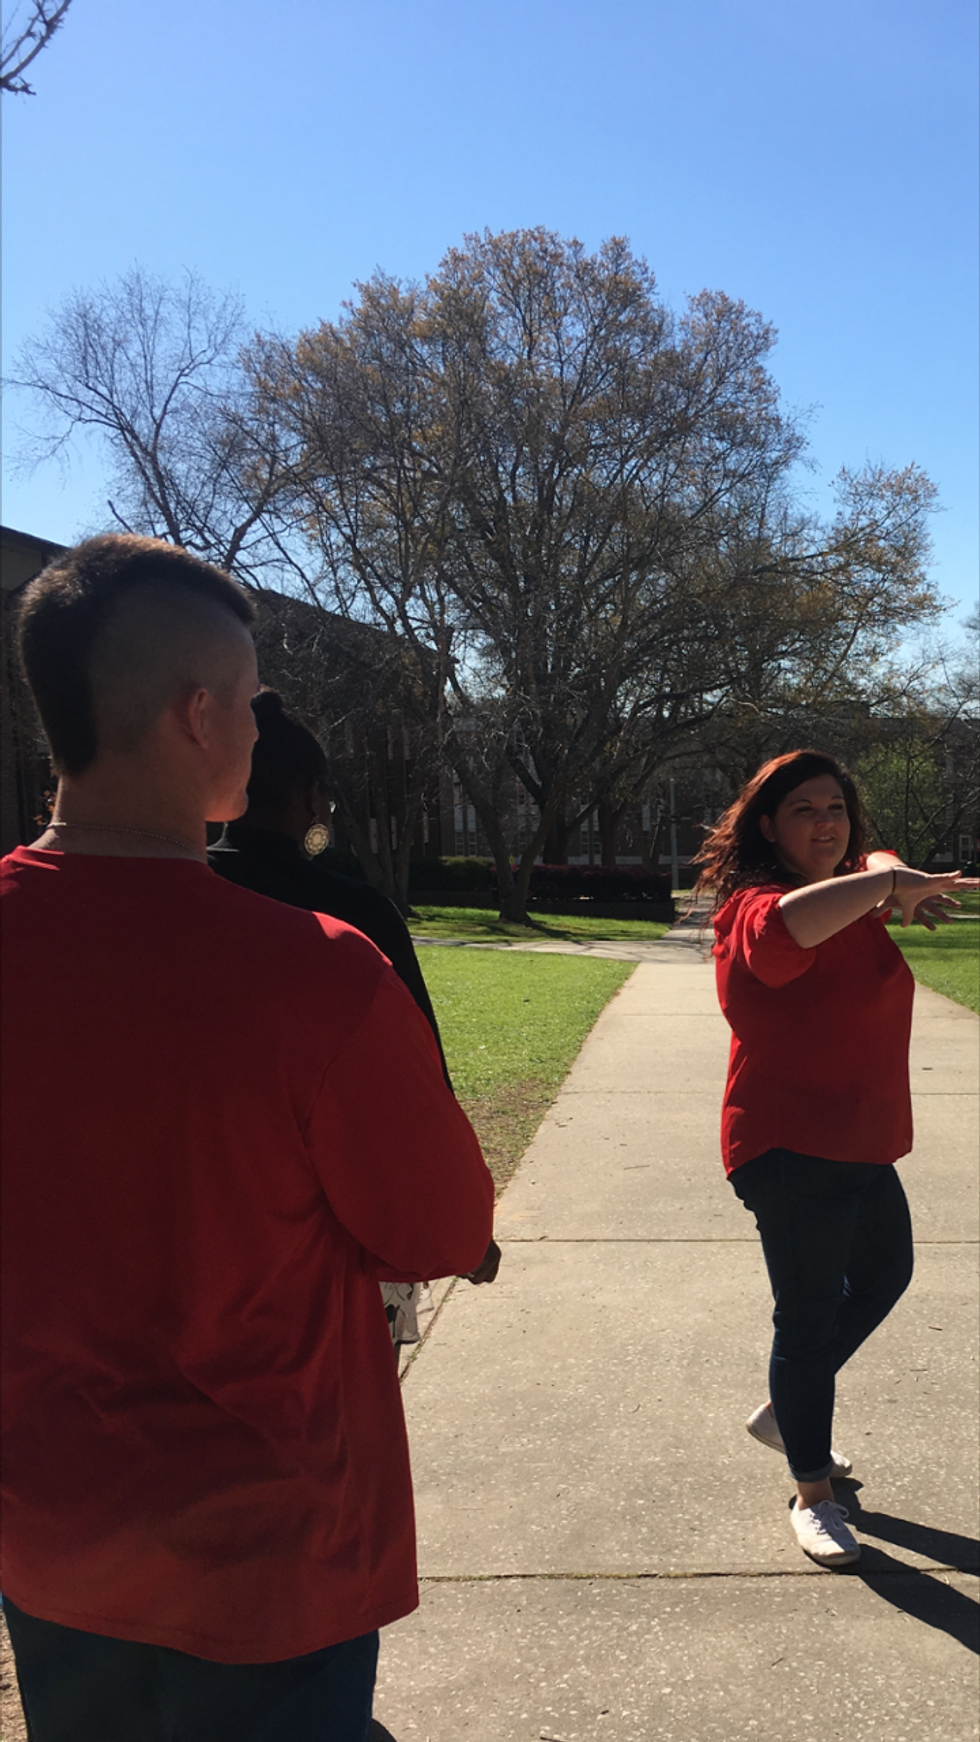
[{"x1": 693, "y1": 749, "x2": 978, "y2": 1569}]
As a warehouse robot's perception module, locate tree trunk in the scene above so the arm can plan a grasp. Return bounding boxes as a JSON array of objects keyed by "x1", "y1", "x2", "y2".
[
  {"x1": 340, "y1": 810, "x2": 385, "y2": 891},
  {"x1": 598, "y1": 800, "x2": 624, "y2": 867},
  {"x1": 474, "y1": 810, "x2": 537, "y2": 924},
  {"x1": 393, "y1": 822, "x2": 413, "y2": 914},
  {"x1": 501, "y1": 811, "x2": 556, "y2": 923},
  {"x1": 542, "y1": 812, "x2": 571, "y2": 864},
  {"x1": 369, "y1": 759, "x2": 399, "y2": 903},
  {"x1": 492, "y1": 850, "x2": 522, "y2": 921},
  {"x1": 649, "y1": 811, "x2": 668, "y2": 875},
  {"x1": 510, "y1": 847, "x2": 540, "y2": 922},
  {"x1": 446, "y1": 732, "x2": 559, "y2": 925},
  {"x1": 333, "y1": 754, "x2": 393, "y2": 898},
  {"x1": 393, "y1": 779, "x2": 428, "y2": 914},
  {"x1": 640, "y1": 800, "x2": 663, "y2": 870}
]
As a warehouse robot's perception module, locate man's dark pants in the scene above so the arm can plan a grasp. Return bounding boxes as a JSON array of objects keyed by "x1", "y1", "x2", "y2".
[{"x1": 3, "y1": 1596, "x2": 378, "y2": 1742}]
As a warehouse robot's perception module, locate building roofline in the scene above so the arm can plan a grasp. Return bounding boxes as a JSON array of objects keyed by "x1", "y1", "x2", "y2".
[{"x1": 1, "y1": 525, "x2": 68, "y2": 556}]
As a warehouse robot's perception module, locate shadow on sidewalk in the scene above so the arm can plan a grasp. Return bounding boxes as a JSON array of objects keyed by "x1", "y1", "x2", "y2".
[
  {"x1": 843, "y1": 1483, "x2": 979, "y2": 1572},
  {"x1": 833, "y1": 1480, "x2": 980, "y2": 1654},
  {"x1": 369, "y1": 1722, "x2": 400, "y2": 1742}
]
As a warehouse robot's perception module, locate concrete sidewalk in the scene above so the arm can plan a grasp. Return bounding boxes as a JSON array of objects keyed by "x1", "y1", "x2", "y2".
[
  {"x1": 410, "y1": 903, "x2": 708, "y2": 965},
  {"x1": 376, "y1": 926, "x2": 980, "y2": 1741}
]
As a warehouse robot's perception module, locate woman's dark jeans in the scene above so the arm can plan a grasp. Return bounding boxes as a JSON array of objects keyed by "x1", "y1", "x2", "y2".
[
  {"x1": 2, "y1": 1596, "x2": 379, "y2": 1742},
  {"x1": 731, "y1": 1148, "x2": 914, "y2": 1483}
]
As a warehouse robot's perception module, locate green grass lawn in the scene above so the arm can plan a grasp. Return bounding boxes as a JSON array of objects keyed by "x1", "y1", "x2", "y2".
[
  {"x1": 422, "y1": 950, "x2": 635, "y2": 1189},
  {"x1": 888, "y1": 910, "x2": 980, "y2": 1014},
  {"x1": 409, "y1": 903, "x2": 671, "y2": 943},
  {"x1": 414, "y1": 893, "x2": 977, "y2": 1196}
]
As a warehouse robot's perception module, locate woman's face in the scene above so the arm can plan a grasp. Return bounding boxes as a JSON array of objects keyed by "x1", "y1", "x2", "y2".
[{"x1": 759, "y1": 774, "x2": 851, "y2": 884}]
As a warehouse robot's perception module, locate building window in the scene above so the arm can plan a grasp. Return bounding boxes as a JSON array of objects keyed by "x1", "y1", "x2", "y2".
[{"x1": 579, "y1": 811, "x2": 598, "y2": 864}]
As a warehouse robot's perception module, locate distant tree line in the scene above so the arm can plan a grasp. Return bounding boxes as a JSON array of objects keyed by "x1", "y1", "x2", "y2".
[{"x1": 8, "y1": 234, "x2": 975, "y2": 917}]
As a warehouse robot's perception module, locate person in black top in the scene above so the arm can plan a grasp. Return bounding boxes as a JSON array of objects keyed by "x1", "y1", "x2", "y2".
[{"x1": 209, "y1": 689, "x2": 501, "y2": 1313}]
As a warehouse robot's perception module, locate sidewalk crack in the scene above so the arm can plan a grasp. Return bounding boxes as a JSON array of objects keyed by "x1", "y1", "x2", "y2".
[{"x1": 419, "y1": 1565, "x2": 979, "y2": 1583}]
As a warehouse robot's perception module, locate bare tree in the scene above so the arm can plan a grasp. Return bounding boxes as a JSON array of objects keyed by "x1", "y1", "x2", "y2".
[
  {"x1": 252, "y1": 234, "x2": 791, "y2": 915},
  {"x1": 253, "y1": 229, "x2": 943, "y2": 920},
  {"x1": 6, "y1": 266, "x2": 288, "y2": 579},
  {"x1": 6, "y1": 265, "x2": 442, "y2": 903},
  {"x1": 854, "y1": 708, "x2": 978, "y2": 867},
  {"x1": 2, "y1": 0, "x2": 73, "y2": 94},
  {"x1": 855, "y1": 608, "x2": 978, "y2": 866},
  {"x1": 9, "y1": 246, "x2": 948, "y2": 913}
]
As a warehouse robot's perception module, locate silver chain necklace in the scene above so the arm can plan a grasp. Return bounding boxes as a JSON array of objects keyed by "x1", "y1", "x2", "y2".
[{"x1": 46, "y1": 821, "x2": 202, "y2": 857}]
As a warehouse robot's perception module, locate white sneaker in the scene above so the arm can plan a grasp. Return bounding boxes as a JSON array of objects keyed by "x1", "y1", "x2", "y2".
[
  {"x1": 790, "y1": 1499, "x2": 861, "y2": 1567},
  {"x1": 746, "y1": 1403, "x2": 853, "y2": 1477}
]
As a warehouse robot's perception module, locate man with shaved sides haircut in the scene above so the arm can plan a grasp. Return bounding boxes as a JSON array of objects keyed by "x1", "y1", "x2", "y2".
[{"x1": 1, "y1": 535, "x2": 494, "y2": 1742}]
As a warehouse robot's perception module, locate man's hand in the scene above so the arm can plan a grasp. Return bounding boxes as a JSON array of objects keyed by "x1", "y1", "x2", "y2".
[{"x1": 465, "y1": 1239, "x2": 501, "y2": 1285}]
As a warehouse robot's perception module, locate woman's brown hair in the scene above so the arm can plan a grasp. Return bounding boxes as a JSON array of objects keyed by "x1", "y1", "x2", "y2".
[{"x1": 692, "y1": 749, "x2": 870, "y2": 912}]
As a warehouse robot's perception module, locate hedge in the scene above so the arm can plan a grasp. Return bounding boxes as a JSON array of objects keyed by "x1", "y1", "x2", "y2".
[
  {"x1": 407, "y1": 857, "x2": 494, "y2": 891},
  {"x1": 517, "y1": 863, "x2": 672, "y2": 903},
  {"x1": 407, "y1": 858, "x2": 671, "y2": 902}
]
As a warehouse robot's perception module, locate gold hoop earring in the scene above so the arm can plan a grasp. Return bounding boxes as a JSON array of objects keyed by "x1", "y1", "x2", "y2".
[{"x1": 304, "y1": 823, "x2": 330, "y2": 856}]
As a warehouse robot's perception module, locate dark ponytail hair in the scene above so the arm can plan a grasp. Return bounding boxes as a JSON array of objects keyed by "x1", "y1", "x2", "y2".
[
  {"x1": 693, "y1": 749, "x2": 870, "y2": 912},
  {"x1": 246, "y1": 688, "x2": 330, "y2": 816}
]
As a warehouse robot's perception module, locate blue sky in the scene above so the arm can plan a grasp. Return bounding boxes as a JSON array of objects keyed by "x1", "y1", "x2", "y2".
[{"x1": 2, "y1": 0, "x2": 977, "y2": 623}]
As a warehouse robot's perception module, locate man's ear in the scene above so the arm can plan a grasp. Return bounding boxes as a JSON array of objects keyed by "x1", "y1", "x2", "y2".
[
  {"x1": 171, "y1": 685, "x2": 213, "y2": 750},
  {"x1": 759, "y1": 815, "x2": 776, "y2": 843}
]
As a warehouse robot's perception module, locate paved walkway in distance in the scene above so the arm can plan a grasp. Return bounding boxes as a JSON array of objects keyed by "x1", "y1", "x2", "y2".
[
  {"x1": 411, "y1": 907, "x2": 705, "y2": 965},
  {"x1": 376, "y1": 920, "x2": 980, "y2": 1742}
]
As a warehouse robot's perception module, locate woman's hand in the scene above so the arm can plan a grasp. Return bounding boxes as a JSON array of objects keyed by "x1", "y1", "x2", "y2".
[
  {"x1": 780, "y1": 862, "x2": 978, "y2": 948},
  {"x1": 892, "y1": 869, "x2": 980, "y2": 930},
  {"x1": 465, "y1": 1238, "x2": 502, "y2": 1285}
]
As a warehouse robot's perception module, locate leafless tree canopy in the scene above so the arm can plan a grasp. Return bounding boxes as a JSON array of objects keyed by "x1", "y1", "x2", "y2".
[
  {"x1": 251, "y1": 229, "x2": 944, "y2": 915},
  {"x1": 8, "y1": 234, "x2": 961, "y2": 912},
  {"x1": 7, "y1": 266, "x2": 289, "y2": 579},
  {"x1": 2, "y1": 0, "x2": 73, "y2": 94}
]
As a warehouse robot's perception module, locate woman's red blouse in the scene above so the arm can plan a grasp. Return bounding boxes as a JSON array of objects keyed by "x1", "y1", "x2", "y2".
[{"x1": 713, "y1": 884, "x2": 915, "y2": 1175}]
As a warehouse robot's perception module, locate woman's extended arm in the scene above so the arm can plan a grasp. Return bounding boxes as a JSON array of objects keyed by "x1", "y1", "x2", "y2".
[
  {"x1": 779, "y1": 863, "x2": 979, "y2": 949},
  {"x1": 865, "y1": 850, "x2": 904, "y2": 876}
]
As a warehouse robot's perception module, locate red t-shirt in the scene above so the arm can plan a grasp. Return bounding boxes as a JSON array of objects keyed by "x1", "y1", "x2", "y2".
[
  {"x1": 1, "y1": 848, "x2": 494, "y2": 1663},
  {"x1": 713, "y1": 883, "x2": 915, "y2": 1175}
]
